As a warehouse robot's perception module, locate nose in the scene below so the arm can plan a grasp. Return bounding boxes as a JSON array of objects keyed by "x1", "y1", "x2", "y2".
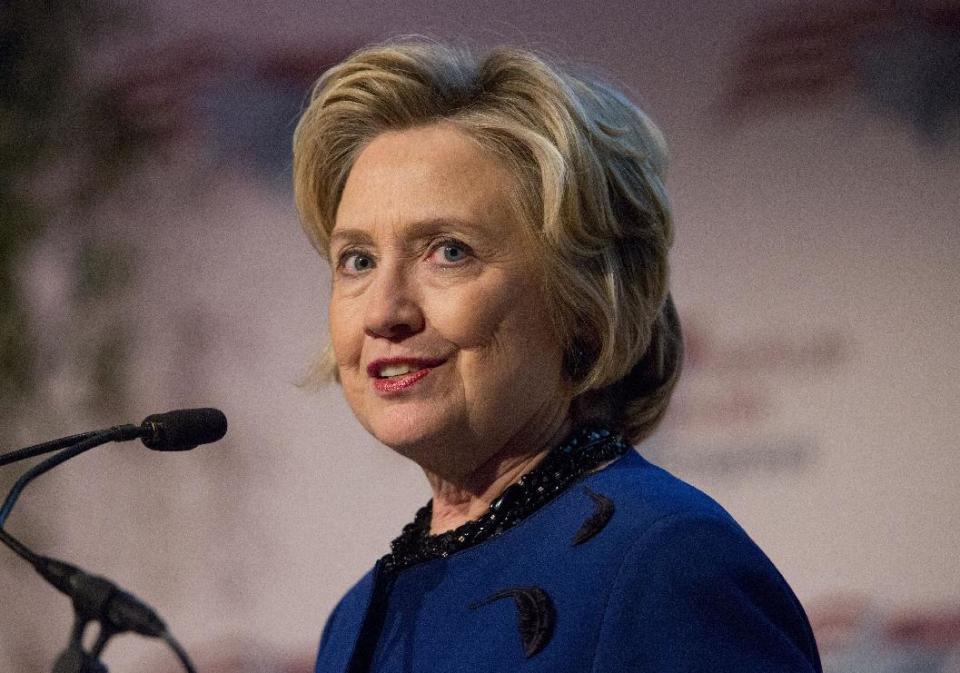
[{"x1": 363, "y1": 263, "x2": 425, "y2": 340}]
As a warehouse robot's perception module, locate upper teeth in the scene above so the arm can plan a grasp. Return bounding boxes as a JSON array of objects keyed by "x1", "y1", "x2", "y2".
[{"x1": 380, "y1": 364, "x2": 416, "y2": 378}]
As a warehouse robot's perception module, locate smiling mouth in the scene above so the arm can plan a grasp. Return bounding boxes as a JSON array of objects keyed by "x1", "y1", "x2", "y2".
[
  {"x1": 368, "y1": 359, "x2": 446, "y2": 393},
  {"x1": 378, "y1": 363, "x2": 425, "y2": 378},
  {"x1": 368, "y1": 358, "x2": 446, "y2": 379}
]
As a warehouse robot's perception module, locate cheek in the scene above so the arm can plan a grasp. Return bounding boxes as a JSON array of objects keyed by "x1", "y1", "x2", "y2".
[
  {"x1": 328, "y1": 295, "x2": 363, "y2": 367},
  {"x1": 328, "y1": 296, "x2": 372, "y2": 429},
  {"x1": 430, "y1": 276, "x2": 561, "y2": 370},
  {"x1": 424, "y1": 281, "x2": 510, "y2": 351}
]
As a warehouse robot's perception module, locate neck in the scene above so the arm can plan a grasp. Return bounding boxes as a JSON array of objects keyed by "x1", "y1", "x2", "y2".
[{"x1": 425, "y1": 407, "x2": 572, "y2": 535}]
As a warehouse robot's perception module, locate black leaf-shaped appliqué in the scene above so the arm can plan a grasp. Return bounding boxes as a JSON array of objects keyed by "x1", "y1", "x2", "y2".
[
  {"x1": 571, "y1": 487, "x2": 614, "y2": 546},
  {"x1": 470, "y1": 586, "x2": 555, "y2": 658}
]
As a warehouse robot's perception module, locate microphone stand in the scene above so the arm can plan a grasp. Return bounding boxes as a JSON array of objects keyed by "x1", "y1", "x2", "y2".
[
  {"x1": 0, "y1": 427, "x2": 197, "y2": 673},
  {"x1": 0, "y1": 431, "x2": 100, "y2": 467},
  {"x1": 0, "y1": 524, "x2": 114, "y2": 673},
  {"x1": 53, "y1": 618, "x2": 109, "y2": 673}
]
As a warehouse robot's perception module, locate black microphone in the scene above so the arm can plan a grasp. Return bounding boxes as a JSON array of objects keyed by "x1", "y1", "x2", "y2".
[
  {"x1": 1, "y1": 408, "x2": 228, "y2": 465},
  {"x1": 140, "y1": 408, "x2": 228, "y2": 451},
  {"x1": 0, "y1": 409, "x2": 228, "y2": 525}
]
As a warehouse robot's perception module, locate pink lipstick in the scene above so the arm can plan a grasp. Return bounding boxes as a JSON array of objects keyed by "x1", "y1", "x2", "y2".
[{"x1": 368, "y1": 357, "x2": 446, "y2": 394}]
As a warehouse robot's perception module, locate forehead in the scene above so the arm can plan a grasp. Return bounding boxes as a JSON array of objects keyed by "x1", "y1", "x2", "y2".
[{"x1": 332, "y1": 123, "x2": 521, "y2": 242}]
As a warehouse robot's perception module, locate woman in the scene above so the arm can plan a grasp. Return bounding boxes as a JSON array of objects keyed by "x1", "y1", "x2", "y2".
[{"x1": 293, "y1": 41, "x2": 822, "y2": 672}]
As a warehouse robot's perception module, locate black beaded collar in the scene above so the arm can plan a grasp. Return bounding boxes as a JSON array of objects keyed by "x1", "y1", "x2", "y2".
[{"x1": 380, "y1": 426, "x2": 631, "y2": 574}]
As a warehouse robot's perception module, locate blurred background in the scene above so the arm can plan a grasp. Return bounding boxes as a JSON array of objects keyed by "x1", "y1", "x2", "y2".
[{"x1": 2, "y1": 0, "x2": 958, "y2": 671}]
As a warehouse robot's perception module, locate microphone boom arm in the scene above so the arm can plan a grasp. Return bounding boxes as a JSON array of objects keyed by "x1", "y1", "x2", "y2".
[
  {"x1": 0, "y1": 431, "x2": 100, "y2": 467},
  {"x1": 0, "y1": 426, "x2": 141, "y2": 527}
]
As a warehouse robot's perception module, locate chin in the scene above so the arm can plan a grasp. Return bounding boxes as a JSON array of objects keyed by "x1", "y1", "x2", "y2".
[
  {"x1": 368, "y1": 405, "x2": 449, "y2": 448},
  {"x1": 368, "y1": 409, "x2": 470, "y2": 474}
]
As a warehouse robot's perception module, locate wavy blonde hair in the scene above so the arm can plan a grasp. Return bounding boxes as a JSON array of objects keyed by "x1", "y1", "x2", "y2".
[{"x1": 292, "y1": 40, "x2": 682, "y2": 444}]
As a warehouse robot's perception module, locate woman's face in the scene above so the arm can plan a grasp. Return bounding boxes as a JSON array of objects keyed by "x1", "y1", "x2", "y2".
[{"x1": 328, "y1": 123, "x2": 570, "y2": 478}]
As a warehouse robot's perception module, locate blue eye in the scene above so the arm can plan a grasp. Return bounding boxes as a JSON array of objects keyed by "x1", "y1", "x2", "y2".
[
  {"x1": 431, "y1": 239, "x2": 472, "y2": 265},
  {"x1": 353, "y1": 254, "x2": 374, "y2": 271},
  {"x1": 441, "y1": 244, "x2": 466, "y2": 262},
  {"x1": 338, "y1": 250, "x2": 375, "y2": 275}
]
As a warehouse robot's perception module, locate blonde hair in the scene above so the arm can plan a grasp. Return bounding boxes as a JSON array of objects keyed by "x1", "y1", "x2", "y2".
[{"x1": 292, "y1": 40, "x2": 682, "y2": 444}]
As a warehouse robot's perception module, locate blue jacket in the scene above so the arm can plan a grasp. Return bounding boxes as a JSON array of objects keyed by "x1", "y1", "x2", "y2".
[{"x1": 315, "y1": 450, "x2": 822, "y2": 672}]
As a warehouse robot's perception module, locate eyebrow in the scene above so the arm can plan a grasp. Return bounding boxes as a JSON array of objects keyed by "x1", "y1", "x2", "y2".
[
  {"x1": 330, "y1": 217, "x2": 490, "y2": 249},
  {"x1": 405, "y1": 217, "x2": 486, "y2": 239},
  {"x1": 329, "y1": 228, "x2": 375, "y2": 249}
]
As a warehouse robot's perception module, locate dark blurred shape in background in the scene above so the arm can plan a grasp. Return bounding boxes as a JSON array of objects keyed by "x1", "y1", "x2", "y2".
[{"x1": 722, "y1": 2, "x2": 960, "y2": 144}]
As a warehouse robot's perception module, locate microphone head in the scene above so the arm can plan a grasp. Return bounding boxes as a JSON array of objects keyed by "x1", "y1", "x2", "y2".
[{"x1": 140, "y1": 408, "x2": 227, "y2": 451}]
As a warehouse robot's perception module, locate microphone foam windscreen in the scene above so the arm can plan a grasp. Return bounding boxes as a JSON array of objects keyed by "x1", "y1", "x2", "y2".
[{"x1": 141, "y1": 408, "x2": 228, "y2": 451}]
